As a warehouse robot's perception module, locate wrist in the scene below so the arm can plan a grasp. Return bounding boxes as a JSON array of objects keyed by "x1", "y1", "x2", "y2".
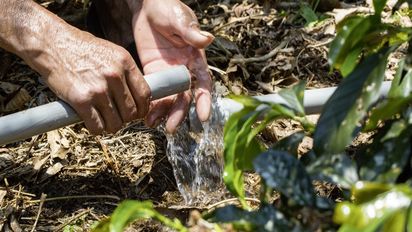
[{"x1": 0, "y1": 1, "x2": 78, "y2": 77}]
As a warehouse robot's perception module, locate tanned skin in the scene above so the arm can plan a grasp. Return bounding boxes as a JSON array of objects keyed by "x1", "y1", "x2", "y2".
[{"x1": 0, "y1": 0, "x2": 214, "y2": 134}]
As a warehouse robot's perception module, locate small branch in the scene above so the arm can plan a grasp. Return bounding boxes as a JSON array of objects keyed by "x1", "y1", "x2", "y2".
[
  {"x1": 206, "y1": 197, "x2": 261, "y2": 211},
  {"x1": 27, "y1": 194, "x2": 121, "y2": 204},
  {"x1": 54, "y1": 208, "x2": 92, "y2": 232},
  {"x1": 31, "y1": 193, "x2": 46, "y2": 232},
  {"x1": 230, "y1": 41, "x2": 288, "y2": 64}
]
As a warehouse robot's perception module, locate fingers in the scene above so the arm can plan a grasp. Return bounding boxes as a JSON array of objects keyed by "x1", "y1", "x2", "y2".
[
  {"x1": 166, "y1": 3, "x2": 214, "y2": 49},
  {"x1": 77, "y1": 104, "x2": 105, "y2": 135},
  {"x1": 179, "y1": 22, "x2": 214, "y2": 49},
  {"x1": 108, "y1": 73, "x2": 138, "y2": 123},
  {"x1": 165, "y1": 91, "x2": 191, "y2": 133},
  {"x1": 125, "y1": 63, "x2": 151, "y2": 118},
  {"x1": 144, "y1": 91, "x2": 191, "y2": 134},
  {"x1": 93, "y1": 93, "x2": 124, "y2": 134},
  {"x1": 190, "y1": 50, "x2": 212, "y2": 122},
  {"x1": 145, "y1": 97, "x2": 175, "y2": 127}
]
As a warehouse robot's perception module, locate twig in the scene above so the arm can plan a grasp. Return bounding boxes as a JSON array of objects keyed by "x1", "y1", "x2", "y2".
[
  {"x1": 27, "y1": 194, "x2": 120, "y2": 204},
  {"x1": 0, "y1": 188, "x2": 36, "y2": 197},
  {"x1": 230, "y1": 41, "x2": 288, "y2": 64},
  {"x1": 98, "y1": 139, "x2": 120, "y2": 174},
  {"x1": 206, "y1": 197, "x2": 261, "y2": 211},
  {"x1": 31, "y1": 193, "x2": 46, "y2": 232},
  {"x1": 54, "y1": 208, "x2": 92, "y2": 232}
]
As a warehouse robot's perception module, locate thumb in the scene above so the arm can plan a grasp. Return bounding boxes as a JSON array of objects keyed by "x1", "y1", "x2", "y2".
[{"x1": 179, "y1": 23, "x2": 214, "y2": 49}]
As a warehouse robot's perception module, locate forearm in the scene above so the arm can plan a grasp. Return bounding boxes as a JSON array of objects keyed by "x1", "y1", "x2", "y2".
[{"x1": 0, "y1": 0, "x2": 77, "y2": 76}]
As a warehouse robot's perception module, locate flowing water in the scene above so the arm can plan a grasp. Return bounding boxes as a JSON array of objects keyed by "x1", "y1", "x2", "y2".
[{"x1": 165, "y1": 95, "x2": 228, "y2": 204}]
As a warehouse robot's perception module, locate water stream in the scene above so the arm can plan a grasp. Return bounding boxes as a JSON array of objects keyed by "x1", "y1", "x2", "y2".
[{"x1": 165, "y1": 95, "x2": 228, "y2": 204}]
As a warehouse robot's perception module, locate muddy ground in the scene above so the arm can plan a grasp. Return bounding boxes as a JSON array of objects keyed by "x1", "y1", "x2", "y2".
[{"x1": 0, "y1": 0, "x2": 404, "y2": 231}]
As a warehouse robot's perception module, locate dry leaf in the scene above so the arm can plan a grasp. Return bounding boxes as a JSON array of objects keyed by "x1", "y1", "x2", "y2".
[
  {"x1": 47, "y1": 130, "x2": 69, "y2": 160},
  {"x1": 33, "y1": 155, "x2": 49, "y2": 171},
  {"x1": 2, "y1": 88, "x2": 31, "y2": 112},
  {"x1": 10, "y1": 213, "x2": 22, "y2": 232},
  {"x1": 45, "y1": 162, "x2": 63, "y2": 176},
  {"x1": 0, "y1": 190, "x2": 6, "y2": 205}
]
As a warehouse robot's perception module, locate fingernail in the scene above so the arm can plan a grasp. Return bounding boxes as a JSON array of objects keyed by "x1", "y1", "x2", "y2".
[{"x1": 199, "y1": 31, "x2": 215, "y2": 40}]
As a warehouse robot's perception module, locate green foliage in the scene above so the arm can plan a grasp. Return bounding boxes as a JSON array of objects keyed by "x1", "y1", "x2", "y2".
[
  {"x1": 299, "y1": 3, "x2": 319, "y2": 25},
  {"x1": 217, "y1": 0, "x2": 412, "y2": 230},
  {"x1": 223, "y1": 81, "x2": 313, "y2": 208},
  {"x1": 92, "y1": 201, "x2": 187, "y2": 232},
  {"x1": 334, "y1": 182, "x2": 412, "y2": 232},
  {"x1": 207, "y1": 204, "x2": 291, "y2": 232}
]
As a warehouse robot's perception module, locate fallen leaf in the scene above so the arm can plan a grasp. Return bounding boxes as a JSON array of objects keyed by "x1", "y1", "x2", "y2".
[
  {"x1": 45, "y1": 162, "x2": 63, "y2": 176},
  {"x1": 33, "y1": 155, "x2": 50, "y2": 171},
  {"x1": 0, "y1": 190, "x2": 6, "y2": 205},
  {"x1": 2, "y1": 88, "x2": 31, "y2": 112},
  {"x1": 47, "y1": 130, "x2": 69, "y2": 160}
]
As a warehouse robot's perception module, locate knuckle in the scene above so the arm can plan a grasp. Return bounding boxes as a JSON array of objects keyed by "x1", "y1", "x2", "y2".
[
  {"x1": 117, "y1": 48, "x2": 133, "y2": 66},
  {"x1": 103, "y1": 68, "x2": 123, "y2": 82}
]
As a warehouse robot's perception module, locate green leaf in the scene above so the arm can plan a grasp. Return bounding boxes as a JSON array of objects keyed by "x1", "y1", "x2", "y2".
[
  {"x1": 373, "y1": 0, "x2": 388, "y2": 16},
  {"x1": 339, "y1": 46, "x2": 362, "y2": 77},
  {"x1": 314, "y1": 47, "x2": 390, "y2": 155},
  {"x1": 92, "y1": 200, "x2": 187, "y2": 232},
  {"x1": 254, "y1": 150, "x2": 316, "y2": 206},
  {"x1": 307, "y1": 153, "x2": 359, "y2": 189},
  {"x1": 208, "y1": 204, "x2": 290, "y2": 232},
  {"x1": 229, "y1": 95, "x2": 262, "y2": 108},
  {"x1": 334, "y1": 182, "x2": 412, "y2": 232},
  {"x1": 278, "y1": 81, "x2": 306, "y2": 116},
  {"x1": 328, "y1": 16, "x2": 372, "y2": 73},
  {"x1": 271, "y1": 132, "x2": 305, "y2": 157},
  {"x1": 224, "y1": 108, "x2": 262, "y2": 208},
  {"x1": 358, "y1": 122, "x2": 412, "y2": 183},
  {"x1": 365, "y1": 60, "x2": 412, "y2": 131},
  {"x1": 299, "y1": 3, "x2": 318, "y2": 25},
  {"x1": 224, "y1": 91, "x2": 303, "y2": 207}
]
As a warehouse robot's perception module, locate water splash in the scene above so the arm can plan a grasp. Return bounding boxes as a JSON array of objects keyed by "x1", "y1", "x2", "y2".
[{"x1": 165, "y1": 95, "x2": 228, "y2": 204}]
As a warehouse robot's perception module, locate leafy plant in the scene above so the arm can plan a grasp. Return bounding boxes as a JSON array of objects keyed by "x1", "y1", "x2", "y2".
[
  {"x1": 213, "y1": 0, "x2": 412, "y2": 231},
  {"x1": 92, "y1": 201, "x2": 187, "y2": 232}
]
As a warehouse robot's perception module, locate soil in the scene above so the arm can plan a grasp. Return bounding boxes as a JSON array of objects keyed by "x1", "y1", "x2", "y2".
[{"x1": 0, "y1": 0, "x2": 406, "y2": 231}]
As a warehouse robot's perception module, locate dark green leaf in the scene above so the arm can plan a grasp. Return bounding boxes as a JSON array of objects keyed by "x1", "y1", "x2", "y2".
[
  {"x1": 208, "y1": 204, "x2": 290, "y2": 231},
  {"x1": 358, "y1": 122, "x2": 412, "y2": 183},
  {"x1": 314, "y1": 47, "x2": 390, "y2": 155},
  {"x1": 271, "y1": 132, "x2": 305, "y2": 157},
  {"x1": 373, "y1": 0, "x2": 388, "y2": 16},
  {"x1": 307, "y1": 153, "x2": 358, "y2": 189},
  {"x1": 254, "y1": 150, "x2": 316, "y2": 206}
]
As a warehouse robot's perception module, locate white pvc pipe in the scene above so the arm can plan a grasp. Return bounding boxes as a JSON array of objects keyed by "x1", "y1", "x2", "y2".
[
  {"x1": 218, "y1": 81, "x2": 392, "y2": 115},
  {"x1": 0, "y1": 79, "x2": 393, "y2": 146},
  {"x1": 0, "y1": 66, "x2": 191, "y2": 145}
]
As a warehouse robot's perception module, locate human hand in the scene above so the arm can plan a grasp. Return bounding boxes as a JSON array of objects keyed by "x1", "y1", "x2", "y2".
[
  {"x1": 34, "y1": 28, "x2": 150, "y2": 134},
  {"x1": 130, "y1": 0, "x2": 214, "y2": 133}
]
